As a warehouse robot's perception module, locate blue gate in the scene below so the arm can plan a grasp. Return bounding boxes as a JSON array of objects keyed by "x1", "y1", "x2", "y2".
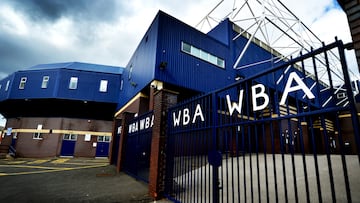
[
  {"x1": 122, "y1": 111, "x2": 154, "y2": 182},
  {"x1": 165, "y1": 40, "x2": 360, "y2": 202}
]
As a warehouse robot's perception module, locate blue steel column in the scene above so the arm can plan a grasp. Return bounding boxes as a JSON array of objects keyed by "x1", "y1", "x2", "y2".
[
  {"x1": 338, "y1": 39, "x2": 360, "y2": 161},
  {"x1": 210, "y1": 92, "x2": 220, "y2": 203}
]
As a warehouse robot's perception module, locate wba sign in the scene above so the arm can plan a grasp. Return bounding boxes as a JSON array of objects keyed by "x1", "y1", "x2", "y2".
[
  {"x1": 128, "y1": 113, "x2": 154, "y2": 135},
  {"x1": 172, "y1": 71, "x2": 315, "y2": 127}
]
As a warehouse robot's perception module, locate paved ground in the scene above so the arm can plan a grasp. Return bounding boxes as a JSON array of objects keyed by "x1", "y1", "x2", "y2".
[{"x1": 0, "y1": 157, "x2": 169, "y2": 203}]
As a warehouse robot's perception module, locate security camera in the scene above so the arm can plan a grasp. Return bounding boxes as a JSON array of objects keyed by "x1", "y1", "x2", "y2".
[{"x1": 150, "y1": 81, "x2": 157, "y2": 89}]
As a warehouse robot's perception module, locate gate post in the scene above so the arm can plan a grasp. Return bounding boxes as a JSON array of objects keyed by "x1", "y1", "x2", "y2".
[
  {"x1": 210, "y1": 92, "x2": 220, "y2": 203},
  {"x1": 115, "y1": 112, "x2": 135, "y2": 173},
  {"x1": 148, "y1": 89, "x2": 178, "y2": 200}
]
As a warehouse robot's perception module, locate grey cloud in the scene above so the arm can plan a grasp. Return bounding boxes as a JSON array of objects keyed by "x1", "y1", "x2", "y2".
[
  {"x1": 0, "y1": 31, "x2": 81, "y2": 79},
  {"x1": 0, "y1": 0, "x2": 135, "y2": 79},
  {"x1": 4, "y1": 0, "x2": 124, "y2": 23}
]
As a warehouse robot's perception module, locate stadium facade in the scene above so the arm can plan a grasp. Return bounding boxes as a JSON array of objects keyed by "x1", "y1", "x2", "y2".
[{"x1": 0, "y1": 10, "x2": 359, "y2": 200}]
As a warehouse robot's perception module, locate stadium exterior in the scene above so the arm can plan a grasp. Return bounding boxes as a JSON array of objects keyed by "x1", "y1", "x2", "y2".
[
  {"x1": 0, "y1": 62, "x2": 123, "y2": 158},
  {"x1": 0, "y1": 9, "x2": 359, "y2": 201}
]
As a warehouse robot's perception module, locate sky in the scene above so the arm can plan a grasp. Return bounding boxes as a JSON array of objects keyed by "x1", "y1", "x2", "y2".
[{"x1": 0, "y1": 0, "x2": 358, "y2": 126}]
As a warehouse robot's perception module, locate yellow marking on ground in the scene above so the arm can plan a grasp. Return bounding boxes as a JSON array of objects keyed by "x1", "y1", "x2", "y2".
[
  {"x1": 0, "y1": 163, "x2": 108, "y2": 176},
  {"x1": 52, "y1": 162, "x2": 100, "y2": 166},
  {"x1": 28, "y1": 159, "x2": 49, "y2": 164},
  {"x1": 0, "y1": 164, "x2": 71, "y2": 170},
  {"x1": 7, "y1": 161, "x2": 27, "y2": 164},
  {"x1": 51, "y1": 158, "x2": 69, "y2": 164}
]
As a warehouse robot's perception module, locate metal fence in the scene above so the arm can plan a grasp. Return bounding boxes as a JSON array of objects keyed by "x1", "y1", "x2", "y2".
[
  {"x1": 165, "y1": 40, "x2": 360, "y2": 203},
  {"x1": 122, "y1": 111, "x2": 154, "y2": 182}
]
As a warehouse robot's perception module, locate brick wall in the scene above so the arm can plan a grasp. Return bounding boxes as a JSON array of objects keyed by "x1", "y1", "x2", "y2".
[{"x1": 148, "y1": 89, "x2": 178, "y2": 199}]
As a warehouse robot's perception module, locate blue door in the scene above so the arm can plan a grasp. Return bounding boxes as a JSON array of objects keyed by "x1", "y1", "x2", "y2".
[
  {"x1": 96, "y1": 136, "x2": 111, "y2": 157},
  {"x1": 9, "y1": 133, "x2": 17, "y2": 156},
  {"x1": 60, "y1": 134, "x2": 77, "y2": 156}
]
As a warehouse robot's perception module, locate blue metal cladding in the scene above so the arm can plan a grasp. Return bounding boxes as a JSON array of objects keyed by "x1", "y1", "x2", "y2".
[
  {"x1": 9, "y1": 69, "x2": 59, "y2": 99},
  {"x1": 155, "y1": 12, "x2": 234, "y2": 93},
  {"x1": 56, "y1": 69, "x2": 121, "y2": 103},
  {"x1": 118, "y1": 14, "x2": 159, "y2": 107},
  {"x1": 1, "y1": 65, "x2": 122, "y2": 103},
  {"x1": 0, "y1": 73, "x2": 15, "y2": 101},
  {"x1": 28, "y1": 62, "x2": 123, "y2": 75},
  {"x1": 207, "y1": 18, "x2": 231, "y2": 46}
]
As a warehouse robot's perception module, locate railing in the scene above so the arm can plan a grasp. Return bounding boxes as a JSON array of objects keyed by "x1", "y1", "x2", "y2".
[
  {"x1": 165, "y1": 40, "x2": 360, "y2": 202},
  {"x1": 122, "y1": 111, "x2": 154, "y2": 182}
]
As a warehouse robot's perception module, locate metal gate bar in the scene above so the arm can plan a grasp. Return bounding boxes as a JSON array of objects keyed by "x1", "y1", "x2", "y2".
[
  {"x1": 165, "y1": 40, "x2": 360, "y2": 203},
  {"x1": 122, "y1": 111, "x2": 153, "y2": 182}
]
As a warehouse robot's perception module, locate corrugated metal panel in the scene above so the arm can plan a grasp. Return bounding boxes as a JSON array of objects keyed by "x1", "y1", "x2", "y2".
[
  {"x1": 28, "y1": 62, "x2": 124, "y2": 74},
  {"x1": 1, "y1": 68, "x2": 121, "y2": 103},
  {"x1": 118, "y1": 12, "x2": 160, "y2": 107},
  {"x1": 155, "y1": 11, "x2": 235, "y2": 93},
  {"x1": 55, "y1": 69, "x2": 121, "y2": 102},
  {"x1": 0, "y1": 73, "x2": 15, "y2": 101}
]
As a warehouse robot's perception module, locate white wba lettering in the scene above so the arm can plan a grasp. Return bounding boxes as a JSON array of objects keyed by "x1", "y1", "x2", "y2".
[
  {"x1": 173, "y1": 104, "x2": 205, "y2": 127},
  {"x1": 128, "y1": 115, "x2": 154, "y2": 134},
  {"x1": 226, "y1": 71, "x2": 315, "y2": 116}
]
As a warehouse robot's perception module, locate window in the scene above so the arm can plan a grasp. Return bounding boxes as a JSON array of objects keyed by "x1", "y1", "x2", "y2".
[
  {"x1": 33, "y1": 132, "x2": 43, "y2": 140},
  {"x1": 120, "y1": 79, "x2": 124, "y2": 91},
  {"x1": 181, "y1": 42, "x2": 191, "y2": 53},
  {"x1": 41, "y1": 76, "x2": 50, "y2": 88},
  {"x1": 181, "y1": 41, "x2": 225, "y2": 68},
  {"x1": 98, "y1": 136, "x2": 111, "y2": 142},
  {"x1": 33, "y1": 124, "x2": 43, "y2": 140},
  {"x1": 128, "y1": 65, "x2": 133, "y2": 80},
  {"x1": 69, "y1": 77, "x2": 78, "y2": 89},
  {"x1": 5, "y1": 80, "x2": 10, "y2": 91},
  {"x1": 99, "y1": 80, "x2": 108, "y2": 92},
  {"x1": 19, "y1": 77, "x2": 27, "y2": 89},
  {"x1": 63, "y1": 134, "x2": 77, "y2": 141}
]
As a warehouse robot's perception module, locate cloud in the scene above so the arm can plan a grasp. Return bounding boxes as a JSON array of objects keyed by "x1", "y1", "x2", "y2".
[
  {"x1": 0, "y1": 0, "x2": 357, "y2": 81},
  {"x1": 4, "y1": 0, "x2": 121, "y2": 23}
]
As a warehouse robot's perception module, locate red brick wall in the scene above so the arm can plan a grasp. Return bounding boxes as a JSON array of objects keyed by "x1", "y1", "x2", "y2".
[
  {"x1": 5, "y1": 117, "x2": 112, "y2": 158},
  {"x1": 148, "y1": 89, "x2": 178, "y2": 199}
]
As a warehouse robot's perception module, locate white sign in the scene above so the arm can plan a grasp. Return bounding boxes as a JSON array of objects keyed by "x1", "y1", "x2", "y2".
[{"x1": 84, "y1": 134, "x2": 91, "y2": 141}]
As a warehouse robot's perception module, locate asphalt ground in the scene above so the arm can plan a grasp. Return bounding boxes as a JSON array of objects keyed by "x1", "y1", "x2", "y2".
[{"x1": 0, "y1": 157, "x2": 160, "y2": 203}]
